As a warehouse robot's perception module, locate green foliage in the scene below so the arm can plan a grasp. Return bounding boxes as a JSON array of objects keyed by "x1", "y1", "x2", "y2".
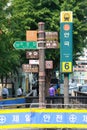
[{"x1": 0, "y1": 0, "x2": 87, "y2": 77}]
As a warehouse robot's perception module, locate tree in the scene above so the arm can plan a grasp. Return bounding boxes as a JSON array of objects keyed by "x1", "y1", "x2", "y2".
[
  {"x1": 0, "y1": 0, "x2": 87, "y2": 91},
  {"x1": 0, "y1": 0, "x2": 20, "y2": 84}
]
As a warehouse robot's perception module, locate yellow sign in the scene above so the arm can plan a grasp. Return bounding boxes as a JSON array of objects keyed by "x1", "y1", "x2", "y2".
[
  {"x1": 60, "y1": 11, "x2": 73, "y2": 22},
  {"x1": 62, "y1": 62, "x2": 72, "y2": 73}
]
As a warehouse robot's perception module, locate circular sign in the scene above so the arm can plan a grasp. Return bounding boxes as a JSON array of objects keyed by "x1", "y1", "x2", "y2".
[{"x1": 63, "y1": 24, "x2": 70, "y2": 31}]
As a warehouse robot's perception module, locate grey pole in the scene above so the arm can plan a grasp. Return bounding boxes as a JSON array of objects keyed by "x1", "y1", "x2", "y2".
[
  {"x1": 38, "y1": 22, "x2": 46, "y2": 108},
  {"x1": 64, "y1": 73, "x2": 69, "y2": 107}
]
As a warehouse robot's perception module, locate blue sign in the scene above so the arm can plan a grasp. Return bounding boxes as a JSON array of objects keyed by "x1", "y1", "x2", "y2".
[
  {"x1": 0, "y1": 97, "x2": 25, "y2": 106},
  {"x1": 60, "y1": 23, "x2": 73, "y2": 62},
  {"x1": 0, "y1": 108, "x2": 87, "y2": 129},
  {"x1": 60, "y1": 23, "x2": 73, "y2": 73},
  {"x1": 60, "y1": 11, "x2": 73, "y2": 73}
]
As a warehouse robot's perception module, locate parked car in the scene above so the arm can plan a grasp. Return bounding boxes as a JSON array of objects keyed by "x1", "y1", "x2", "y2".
[
  {"x1": 78, "y1": 85, "x2": 87, "y2": 93},
  {"x1": 60, "y1": 84, "x2": 78, "y2": 95}
]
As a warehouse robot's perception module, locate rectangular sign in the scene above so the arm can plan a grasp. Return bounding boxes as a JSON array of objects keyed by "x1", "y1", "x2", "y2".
[
  {"x1": 0, "y1": 108, "x2": 87, "y2": 129},
  {"x1": 26, "y1": 51, "x2": 39, "y2": 59},
  {"x1": 26, "y1": 30, "x2": 37, "y2": 41},
  {"x1": 29, "y1": 60, "x2": 39, "y2": 65},
  {"x1": 45, "y1": 60, "x2": 53, "y2": 69},
  {"x1": 60, "y1": 11, "x2": 73, "y2": 73},
  {"x1": 22, "y1": 64, "x2": 38, "y2": 73},
  {"x1": 13, "y1": 41, "x2": 37, "y2": 49},
  {"x1": 45, "y1": 32, "x2": 58, "y2": 49}
]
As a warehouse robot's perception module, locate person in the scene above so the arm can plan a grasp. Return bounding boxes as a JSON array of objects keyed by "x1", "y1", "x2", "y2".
[
  {"x1": 12, "y1": 82, "x2": 15, "y2": 97},
  {"x1": 48, "y1": 84, "x2": 55, "y2": 104},
  {"x1": 54, "y1": 84, "x2": 60, "y2": 96},
  {"x1": 2, "y1": 86, "x2": 9, "y2": 99},
  {"x1": 49, "y1": 84, "x2": 55, "y2": 96},
  {"x1": 16, "y1": 86, "x2": 23, "y2": 97}
]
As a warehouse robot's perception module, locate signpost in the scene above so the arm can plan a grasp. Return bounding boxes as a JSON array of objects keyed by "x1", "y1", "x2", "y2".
[
  {"x1": 13, "y1": 41, "x2": 37, "y2": 49},
  {"x1": 13, "y1": 22, "x2": 58, "y2": 109},
  {"x1": 60, "y1": 11, "x2": 73, "y2": 105}
]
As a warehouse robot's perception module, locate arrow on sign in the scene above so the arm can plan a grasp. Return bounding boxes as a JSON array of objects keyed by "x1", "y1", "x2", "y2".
[{"x1": 13, "y1": 41, "x2": 38, "y2": 49}]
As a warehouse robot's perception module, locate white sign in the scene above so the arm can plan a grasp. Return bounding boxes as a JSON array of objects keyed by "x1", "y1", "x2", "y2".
[{"x1": 29, "y1": 60, "x2": 39, "y2": 65}]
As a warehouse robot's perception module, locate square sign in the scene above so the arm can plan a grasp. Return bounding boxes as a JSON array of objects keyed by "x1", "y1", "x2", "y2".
[
  {"x1": 26, "y1": 30, "x2": 37, "y2": 41},
  {"x1": 45, "y1": 60, "x2": 53, "y2": 69},
  {"x1": 60, "y1": 11, "x2": 73, "y2": 73}
]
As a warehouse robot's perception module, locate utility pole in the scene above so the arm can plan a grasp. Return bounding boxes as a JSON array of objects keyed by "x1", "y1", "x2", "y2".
[{"x1": 38, "y1": 22, "x2": 46, "y2": 107}]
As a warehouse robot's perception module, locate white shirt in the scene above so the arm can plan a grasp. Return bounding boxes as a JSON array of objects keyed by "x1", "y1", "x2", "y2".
[
  {"x1": 2, "y1": 87, "x2": 9, "y2": 96},
  {"x1": 17, "y1": 88, "x2": 22, "y2": 96}
]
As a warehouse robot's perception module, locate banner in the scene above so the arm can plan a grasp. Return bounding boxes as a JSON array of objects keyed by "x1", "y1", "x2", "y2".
[{"x1": 0, "y1": 108, "x2": 87, "y2": 129}]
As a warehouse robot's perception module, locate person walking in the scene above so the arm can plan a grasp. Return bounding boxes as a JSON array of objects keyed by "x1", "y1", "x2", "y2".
[{"x1": 2, "y1": 85, "x2": 9, "y2": 99}]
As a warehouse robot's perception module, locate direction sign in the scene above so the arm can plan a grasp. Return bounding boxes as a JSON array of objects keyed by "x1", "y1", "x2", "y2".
[
  {"x1": 29, "y1": 60, "x2": 39, "y2": 65},
  {"x1": 26, "y1": 51, "x2": 39, "y2": 59},
  {"x1": 26, "y1": 30, "x2": 37, "y2": 41},
  {"x1": 45, "y1": 32, "x2": 58, "y2": 49},
  {"x1": 13, "y1": 41, "x2": 37, "y2": 49},
  {"x1": 22, "y1": 64, "x2": 38, "y2": 73}
]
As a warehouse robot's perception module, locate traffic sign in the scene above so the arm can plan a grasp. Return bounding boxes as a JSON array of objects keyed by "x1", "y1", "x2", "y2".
[{"x1": 13, "y1": 41, "x2": 37, "y2": 49}]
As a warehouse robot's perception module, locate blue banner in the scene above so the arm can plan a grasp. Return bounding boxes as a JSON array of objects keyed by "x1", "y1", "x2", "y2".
[
  {"x1": 0, "y1": 97, "x2": 25, "y2": 106},
  {"x1": 0, "y1": 108, "x2": 87, "y2": 129}
]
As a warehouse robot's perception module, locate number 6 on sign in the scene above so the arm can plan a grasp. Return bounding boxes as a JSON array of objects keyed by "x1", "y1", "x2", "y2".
[{"x1": 62, "y1": 62, "x2": 72, "y2": 73}]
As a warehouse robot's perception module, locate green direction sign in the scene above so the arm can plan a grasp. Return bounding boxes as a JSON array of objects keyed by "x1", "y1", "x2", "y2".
[{"x1": 13, "y1": 41, "x2": 37, "y2": 49}]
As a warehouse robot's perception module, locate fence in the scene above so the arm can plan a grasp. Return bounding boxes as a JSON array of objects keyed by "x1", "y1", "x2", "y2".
[{"x1": 1, "y1": 95, "x2": 87, "y2": 130}]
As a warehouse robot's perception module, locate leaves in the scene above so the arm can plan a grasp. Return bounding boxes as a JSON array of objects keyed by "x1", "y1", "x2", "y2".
[{"x1": 0, "y1": 0, "x2": 87, "y2": 77}]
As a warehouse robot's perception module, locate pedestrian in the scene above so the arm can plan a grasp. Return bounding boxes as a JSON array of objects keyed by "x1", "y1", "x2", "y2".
[
  {"x1": 48, "y1": 84, "x2": 55, "y2": 104},
  {"x1": 2, "y1": 85, "x2": 9, "y2": 99},
  {"x1": 54, "y1": 84, "x2": 60, "y2": 96},
  {"x1": 16, "y1": 86, "x2": 23, "y2": 97},
  {"x1": 49, "y1": 84, "x2": 55, "y2": 96}
]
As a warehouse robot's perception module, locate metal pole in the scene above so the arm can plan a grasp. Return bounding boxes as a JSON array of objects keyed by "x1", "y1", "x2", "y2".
[
  {"x1": 38, "y1": 22, "x2": 46, "y2": 108},
  {"x1": 64, "y1": 73, "x2": 69, "y2": 107}
]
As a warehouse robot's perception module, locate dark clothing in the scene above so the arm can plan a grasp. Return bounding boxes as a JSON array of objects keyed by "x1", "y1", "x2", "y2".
[{"x1": 2, "y1": 94, "x2": 7, "y2": 99}]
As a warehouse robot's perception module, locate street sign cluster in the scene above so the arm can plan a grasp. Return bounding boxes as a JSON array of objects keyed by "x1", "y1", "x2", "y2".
[
  {"x1": 13, "y1": 30, "x2": 58, "y2": 73},
  {"x1": 60, "y1": 11, "x2": 73, "y2": 73}
]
